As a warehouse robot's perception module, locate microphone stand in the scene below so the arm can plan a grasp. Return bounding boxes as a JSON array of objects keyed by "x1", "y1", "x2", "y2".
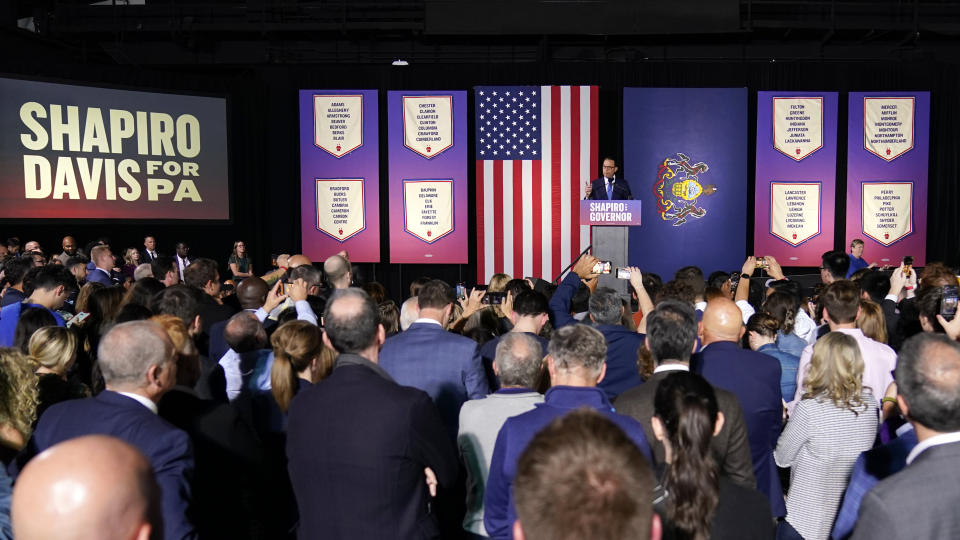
[{"x1": 553, "y1": 244, "x2": 593, "y2": 283}]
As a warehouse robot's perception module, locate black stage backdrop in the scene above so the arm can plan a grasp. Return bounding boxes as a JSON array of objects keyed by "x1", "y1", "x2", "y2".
[{"x1": 2, "y1": 39, "x2": 958, "y2": 301}]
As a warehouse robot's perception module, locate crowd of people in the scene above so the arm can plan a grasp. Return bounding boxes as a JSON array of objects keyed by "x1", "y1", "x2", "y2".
[{"x1": 0, "y1": 232, "x2": 958, "y2": 540}]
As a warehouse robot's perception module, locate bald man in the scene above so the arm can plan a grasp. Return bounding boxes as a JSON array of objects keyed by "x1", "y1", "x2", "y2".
[
  {"x1": 12, "y1": 435, "x2": 161, "y2": 540},
  {"x1": 15, "y1": 321, "x2": 196, "y2": 540},
  {"x1": 323, "y1": 253, "x2": 351, "y2": 289},
  {"x1": 691, "y1": 298, "x2": 785, "y2": 518},
  {"x1": 207, "y1": 276, "x2": 286, "y2": 374}
]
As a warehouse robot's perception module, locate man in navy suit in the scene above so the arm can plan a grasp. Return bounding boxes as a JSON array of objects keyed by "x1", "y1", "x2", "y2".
[
  {"x1": 549, "y1": 254, "x2": 646, "y2": 399},
  {"x1": 692, "y1": 297, "x2": 785, "y2": 518},
  {"x1": 16, "y1": 320, "x2": 196, "y2": 540},
  {"x1": 483, "y1": 324, "x2": 653, "y2": 540},
  {"x1": 286, "y1": 288, "x2": 458, "y2": 540},
  {"x1": 86, "y1": 244, "x2": 117, "y2": 286},
  {"x1": 585, "y1": 157, "x2": 634, "y2": 200},
  {"x1": 380, "y1": 279, "x2": 489, "y2": 438}
]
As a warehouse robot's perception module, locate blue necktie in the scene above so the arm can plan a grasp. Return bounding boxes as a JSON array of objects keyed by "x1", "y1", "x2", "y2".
[{"x1": 606, "y1": 180, "x2": 613, "y2": 200}]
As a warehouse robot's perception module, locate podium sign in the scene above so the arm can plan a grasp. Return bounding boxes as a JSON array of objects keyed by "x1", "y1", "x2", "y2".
[
  {"x1": 579, "y1": 200, "x2": 642, "y2": 226},
  {"x1": 580, "y1": 200, "x2": 641, "y2": 295}
]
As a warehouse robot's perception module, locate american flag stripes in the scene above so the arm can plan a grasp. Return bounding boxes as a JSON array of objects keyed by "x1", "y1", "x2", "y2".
[{"x1": 475, "y1": 85, "x2": 598, "y2": 284}]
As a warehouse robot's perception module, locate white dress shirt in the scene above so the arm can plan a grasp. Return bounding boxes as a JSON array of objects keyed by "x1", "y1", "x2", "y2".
[
  {"x1": 116, "y1": 391, "x2": 158, "y2": 414},
  {"x1": 906, "y1": 431, "x2": 960, "y2": 465}
]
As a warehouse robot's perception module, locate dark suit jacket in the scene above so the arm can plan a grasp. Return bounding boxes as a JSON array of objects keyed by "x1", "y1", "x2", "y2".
[
  {"x1": 158, "y1": 388, "x2": 274, "y2": 540},
  {"x1": 86, "y1": 267, "x2": 116, "y2": 286},
  {"x1": 852, "y1": 440, "x2": 960, "y2": 540},
  {"x1": 195, "y1": 294, "x2": 239, "y2": 358},
  {"x1": 286, "y1": 354, "x2": 458, "y2": 540},
  {"x1": 549, "y1": 273, "x2": 644, "y2": 399},
  {"x1": 21, "y1": 391, "x2": 195, "y2": 540},
  {"x1": 379, "y1": 321, "x2": 489, "y2": 439},
  {"x1": 614, "y1": 369, "x2": 756, "y2": 488},
  {"x1": 880, "y1": 298, "x2": 903, "y2": 350},
  {"x1": 692, "y1": 341, "x2": 785, "y2": 517},
  {"x1": 140, "y1": 249, "x2": 162, "y2": 264},
  {"x1": 587, "y1": 176, "x2": 633, "y2": 200},
  {"x1": 208, "y1": 310, "x2": 277, "y2": 364}
]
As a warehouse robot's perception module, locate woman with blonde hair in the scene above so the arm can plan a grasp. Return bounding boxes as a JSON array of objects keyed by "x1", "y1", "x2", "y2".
[
  {"x1": 121, "y1": 247, "x2": 141, "y2": 280},
  {"x1": 774, "y1": 332, "x2": 878, "y2": 540},
  {"x1": 270, "y1": 321, "x2": 333, "y2": 413},
  {"x1": 856, "y1": 299, "x2": 888, "y2": 344},
  {"x1": 28, "y1": 327, "x2": 88, "y2": 418},
  {"x1": 0, "y1": 348, "x2": 38, "y2": 464}
]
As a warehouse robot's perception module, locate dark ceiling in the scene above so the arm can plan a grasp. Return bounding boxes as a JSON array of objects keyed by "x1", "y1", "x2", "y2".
[{"x1": 7, "y1": 0, "x2": 960, "y2": 65}]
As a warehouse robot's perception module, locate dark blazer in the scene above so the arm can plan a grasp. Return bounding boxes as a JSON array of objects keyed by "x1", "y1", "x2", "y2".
[
  {"x1": 852, "y1": 440, "x2": 960, "y2": 540},
  {"x1": 880, "y1": 298, "x2": 904, "y2": 350},
  {"x1": 158, "y1": 388, "x2": 274, "y2": 540},
  {"x1": 21, "y1": 391, "x2": 195, "y2": 540},
  {"x1": 692, "y1": 341, "x2": 785, "y2": 517},
  {"x1": 208, "y1": 310, "x2": 277, "y2": 364},
  {"x1": 195, "y1": 294, "x2": 239, "y2": 358},
  {"x1": 484, "y1": 386, "x2": 652, "y2": 540},
  {"x1": 549, "y1": 273, "x2": 644, "y2": 399},
  {"x1": 286, "y1": 354, "x2": 458, "y2": 540},
  {"x1": 614, "y1": 369, "x2": 756, "y2": 488},
  {"x1": 655, "y1": 474, "x2": 773, "y2": 540},
  {"x1": 588, "y1": 176, "x2": 633, "y2": 200},
  {"x1": 140, "y1": 249, "x2": 162, "y2": 264},
  {"x1": 86, "y1": 267, "x2": 116, "y2": 286},
  {"x1": 379, "y1": 321, "x2": 489, "y2": 439}
]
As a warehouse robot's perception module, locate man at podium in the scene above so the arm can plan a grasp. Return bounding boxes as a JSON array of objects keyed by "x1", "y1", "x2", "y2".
[{"x1": 585, "y1": 157, "x2": 634, "y2": 200}]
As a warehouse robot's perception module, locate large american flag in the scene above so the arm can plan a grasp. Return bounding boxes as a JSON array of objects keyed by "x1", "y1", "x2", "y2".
[{"x1": 475, "y1": 85, "x2": 598, "y2": 283}]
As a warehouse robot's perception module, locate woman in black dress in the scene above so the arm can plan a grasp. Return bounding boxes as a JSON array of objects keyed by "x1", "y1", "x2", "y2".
[
  {"x1": 652, "y1": 371, "x2": 774, "y2": 540},
  {"x1": 28, "y1": 326, "x2": 89, "y2": 420}
]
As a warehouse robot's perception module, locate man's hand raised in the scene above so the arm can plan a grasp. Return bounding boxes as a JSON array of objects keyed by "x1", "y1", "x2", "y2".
[
  {"x1": 263, "y1": 280, "x2": 288, "y2": 313},
  {"x1": 572, "y1": 254, "x2": 600, "y2": 280},
  {"x1": 764, "y1": 256, "x2": 785, "y2": 281},
  {"x1": 288, "y1": 278, "x2": 309, "y2": 303}
]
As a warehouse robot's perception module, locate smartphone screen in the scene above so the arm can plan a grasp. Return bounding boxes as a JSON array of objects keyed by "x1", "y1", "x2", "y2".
[
  {"x1": 942, "y1": 285, "x2": 959, "y2": 321},
  {"x1": 592, "y1": 261, "x2": 612, "y2": 274}
]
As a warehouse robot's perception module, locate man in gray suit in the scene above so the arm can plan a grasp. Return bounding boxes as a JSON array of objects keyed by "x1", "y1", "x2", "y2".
[
  {"x1": 614, "y1": 300, "x2": 756, "y2": 487},
  {"x1": 852, "y1": 333, "x2": 960, "y2": 539}
]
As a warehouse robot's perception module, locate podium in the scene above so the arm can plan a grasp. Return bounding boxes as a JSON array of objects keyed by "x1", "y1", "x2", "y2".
[{"x1": 580, "y1": 200, "x2": 642, "y2": 295}]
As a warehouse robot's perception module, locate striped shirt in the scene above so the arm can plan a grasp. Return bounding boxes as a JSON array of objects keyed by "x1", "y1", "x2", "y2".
[{"x1": 775, "y1": 390, "x2": 877, "y2": 540}]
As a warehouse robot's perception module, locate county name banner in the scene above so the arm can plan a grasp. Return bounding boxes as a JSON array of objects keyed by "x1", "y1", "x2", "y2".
[
  {"x1": 387, "y1": 91, "x2": 468, "y2": 263},
  {"x1": 475, "y1": 85, "x2": 597, "y2": 284},
  {"x1": 0, "y1": 76, "x2": 229, "y2": 220},
  {"x1": 754, "y1": 92, "x2": 838, "y2": 266},
  {"x1": 624, "y1": 88, "x2": 748, "y2": 279},
  {"x1": 846, "y1": 92, "x2": 930, "y2": 266},
  {"x1": 299, "y1": 90, "x2": 380, "y2": 262}
]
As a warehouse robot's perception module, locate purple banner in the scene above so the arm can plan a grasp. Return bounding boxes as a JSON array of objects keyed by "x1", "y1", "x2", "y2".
[
  {"x1": 299, "y1": 90, "x2": 380, "y2": 262},
  {"x1": 387, "y1": 91, "x2": 468, "y2": 263},
  {"x1": 846, "y1": 92, "x2": 929, "y2": 266},
  {"x1": 754, "y1": 92, "x2": 838, "y2": 266},
  {"x1": 580, "y1": 200, "x2": 642, "y2": 226}
]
